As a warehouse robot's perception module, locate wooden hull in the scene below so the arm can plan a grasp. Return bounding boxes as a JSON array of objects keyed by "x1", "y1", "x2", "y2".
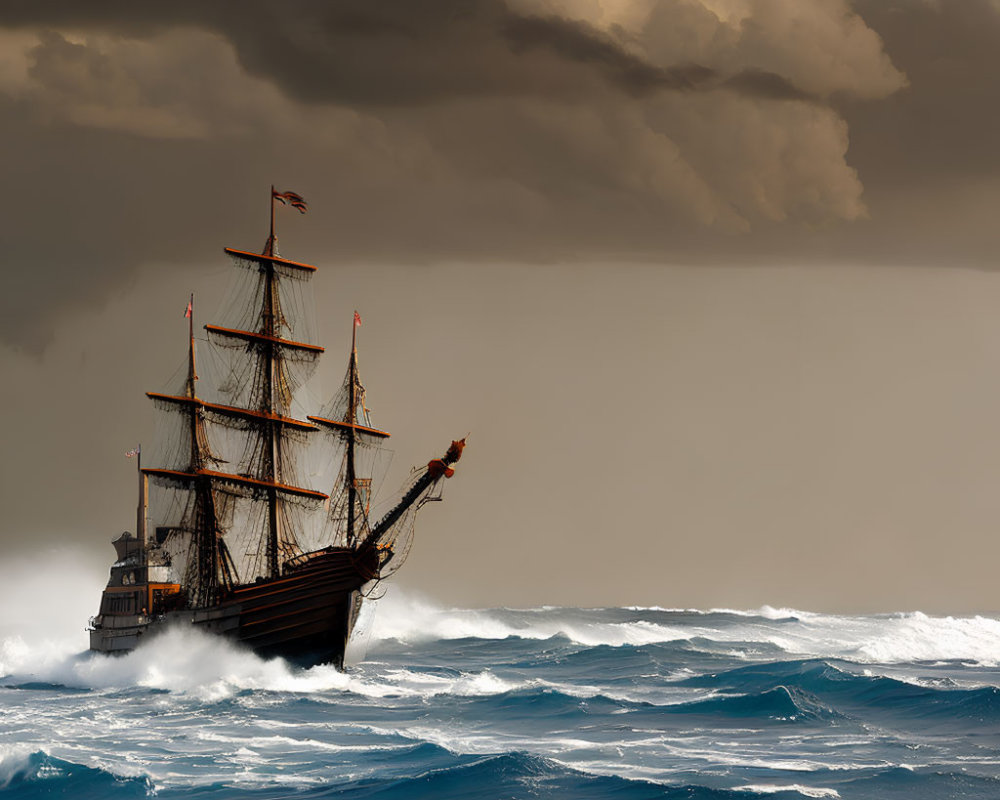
[{"x1": 89, "y1": 546, "x2": 379, "y2": 669}]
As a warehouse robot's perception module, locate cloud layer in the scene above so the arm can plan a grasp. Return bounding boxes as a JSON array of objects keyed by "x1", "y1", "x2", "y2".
[{"x1": 2, "y1": 1, "x2": 995, "y2": 351}]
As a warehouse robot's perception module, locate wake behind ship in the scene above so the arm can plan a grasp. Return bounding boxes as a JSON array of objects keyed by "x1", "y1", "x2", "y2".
[{"x1": 89, "y1": 189, "x2": 465, "y2": 668}]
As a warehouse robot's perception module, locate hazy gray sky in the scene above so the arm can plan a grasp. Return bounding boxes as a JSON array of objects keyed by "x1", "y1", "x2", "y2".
[{"x1": 2, "y1": 1, "x2": 999, "y2": 612}]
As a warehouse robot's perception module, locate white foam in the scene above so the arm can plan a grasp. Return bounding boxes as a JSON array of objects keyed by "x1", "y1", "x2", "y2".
[
  {"x1": 373, "y1": 667, "x2": 524, "y2": 697},
  {"x1": 3, "y1": 626, "x2": 358, "y2": 699},
  {"x1": 850, "y1": 612, "x2": 1000, "y2": 665},
  {"x1": 736, "y1": 784, "x2": 840, "y2": 798},
  {"x1": 370, "y1": 591, "x2": 1000, "y2": 666},
  {"x1": 755, "y1": 606, "x2": 817, "y2": 621},
  {"x1": 370, "y1": 589, "x2": 690, "y2": 647},
  {"x1": 733, "y1": 610, "x2": 1000, "y2": 666},
  {"x1": 2, "y1": 617, "x2": 550, "y2": 701}
]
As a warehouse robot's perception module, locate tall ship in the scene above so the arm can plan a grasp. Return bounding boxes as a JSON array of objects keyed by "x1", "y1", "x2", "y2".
[{"x1": 89, "y1": 189, "x2": 466, "y2": 668}]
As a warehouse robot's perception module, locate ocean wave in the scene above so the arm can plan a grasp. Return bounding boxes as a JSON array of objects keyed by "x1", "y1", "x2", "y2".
[
  {"x1": 846, "y1": 611, "x2": 1000, "y2": 665},
  {"x1": 0, "y1": 748, "x2": 151, "y2": 798},
  {"x1": 310, "y1": 751, "x2": 767, "y2": 800},
  {"x1": 679, "y1": 658, "x2": 1000, "y2": 726},
  {"x1": 370, "y1": 593, "x2": 693, "y2": 647},
  {"x1": 621, "y1": 605, "x2": 806, "y2": 621},
  {"x1": 828, "y1": 766, "x2": 1000, "y2": 798},
  {"x1": 370, "y1": 592, "x2": 1000, "y2": 667},
  {"x1": 734, "y1": 784, "x2": 839, "y2": 798},
  {"x1": 662, "y1": 685, "x2": 839, "y2": 723}
]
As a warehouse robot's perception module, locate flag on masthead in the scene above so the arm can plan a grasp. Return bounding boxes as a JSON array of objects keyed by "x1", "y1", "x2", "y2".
[
  {"x1": 354, "y1": 311, "x2": 362, "y2": 328},
  {"x1": 272, "y1": 189, "x2": 307, "y2": 214}
]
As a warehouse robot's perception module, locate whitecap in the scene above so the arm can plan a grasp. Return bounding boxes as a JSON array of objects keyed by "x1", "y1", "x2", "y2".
[{"x1": 736, "y1": 783, "x2": 840, "y2": 798}]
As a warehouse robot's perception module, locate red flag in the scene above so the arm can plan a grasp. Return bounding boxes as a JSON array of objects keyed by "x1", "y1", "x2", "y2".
[
  {"x1": 184, "y1": 300, "x2": 192, "y2": 319},
  {"x1": 354, "y1": 311, "x2": 362, "y2": 328},
  {"x1": 272, "y1": 189, "x2": 308, "y2": 214}
]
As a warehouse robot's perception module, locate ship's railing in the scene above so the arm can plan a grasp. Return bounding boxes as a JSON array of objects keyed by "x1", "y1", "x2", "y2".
[{"x1": 283, "y1": 546, "x2": 334, "y2": 573}]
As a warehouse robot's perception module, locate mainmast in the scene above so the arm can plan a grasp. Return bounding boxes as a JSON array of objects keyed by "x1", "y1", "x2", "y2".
[
  {"x1": 197, "y1": 187, "x2": 324, "y2": 581},
  {"x1": 266, "y1": 184, "x2": 276, "y2": 257},
  {"x1": 346, "y1": 315, "x2": 359, "y2": 545},
  {"x1": 261, "y1": 244, "x2": 281, "y2": 578},
  {"x1": 143, "y1": 188, "x2": 326, "y2": 601},
  {"x1": 185, "y1": 294, "x2": 198, "y2": 462}
]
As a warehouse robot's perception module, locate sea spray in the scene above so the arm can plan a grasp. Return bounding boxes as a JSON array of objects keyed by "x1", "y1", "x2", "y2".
[{"x1": 0, "y1": 547, "x2": 105, "y2": 676}]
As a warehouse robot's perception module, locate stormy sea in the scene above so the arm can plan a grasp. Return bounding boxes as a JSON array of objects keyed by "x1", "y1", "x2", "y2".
[{"x1": 3, "y1": 568, "x2": 1000, "y2": 799}]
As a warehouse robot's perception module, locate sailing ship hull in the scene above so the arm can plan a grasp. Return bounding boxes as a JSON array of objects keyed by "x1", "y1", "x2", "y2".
[{"x1": 89, "y1": 546, "x2": 379, "y2": 669}]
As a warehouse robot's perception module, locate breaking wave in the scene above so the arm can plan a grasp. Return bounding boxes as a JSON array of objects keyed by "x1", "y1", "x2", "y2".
[
  {"x1": 369, "y1": 590, "x2": 1000, "y2": 667},
  {"x1": 0, "y1": 747, "x2": 152, "y2": 797}
]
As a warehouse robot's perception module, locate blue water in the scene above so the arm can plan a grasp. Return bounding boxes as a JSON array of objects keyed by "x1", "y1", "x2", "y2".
[{"x1": 3, "y1": 590, "x2": 1000, "y2": 799}]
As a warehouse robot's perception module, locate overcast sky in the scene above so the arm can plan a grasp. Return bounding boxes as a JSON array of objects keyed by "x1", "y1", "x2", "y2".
[{"x1": 2, "y1": 0, "x2": 1000, "y2": 612}]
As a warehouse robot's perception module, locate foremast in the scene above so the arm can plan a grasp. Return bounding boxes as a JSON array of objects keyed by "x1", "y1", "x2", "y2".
[
  {"x1": 309, "y1": 317, "x2": 467, "y2": 570},
  {"x1": 309, "y1": 313, "x2": 391, "y2": 548}
]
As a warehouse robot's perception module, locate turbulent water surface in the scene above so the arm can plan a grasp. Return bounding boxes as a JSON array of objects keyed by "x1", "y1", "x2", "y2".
[{"x1": 3, "y1": 582, "x2": 1000, "y2": 799}]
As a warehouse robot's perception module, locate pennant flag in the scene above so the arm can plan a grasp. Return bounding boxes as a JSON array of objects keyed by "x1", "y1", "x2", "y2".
[
  {"x1": 272, "y1": 189, "x2": 308, "y2": 214},
  {"x1": 184, "y1": 300, "x2": 192, "y2": 319},
  {"x1": 125, "y1": 446, "x2": 140, "y2": 458},
  {"x1": 354, "y1": 311, "x2": 362, "y2": 328}
]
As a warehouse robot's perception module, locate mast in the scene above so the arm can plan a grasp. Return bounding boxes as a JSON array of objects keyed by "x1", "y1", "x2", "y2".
[
  {"x1": 346, "y1": 316, "x2": 358, "y2": 545},
  {"x1": 265, "y1": 184, "x2": 277, "y2": 257},
  {"x1": 262, "y1": 248, "x2": 281, "y2": 579},
  {"x1": 135, "y1": 446, "x2": 147, "y2": 553},
  {"x1": 197, "y1": 188, "x2": 323, "y2": 582},
  {"x1": 186, "y1": 294, "x2": 198, "y2": 464},
  {"x1": 185, "y1": 294, "x2": 222, "y2": 604},
  {"x1": 145, "y1": 188, "x2": 326, "y2": 596},
  {"x1": 308, "y1": 312, "x2": 392, "y2": 548},
  {"x1": 142, "y1": 294, "x2": 249, "y2": 606}
]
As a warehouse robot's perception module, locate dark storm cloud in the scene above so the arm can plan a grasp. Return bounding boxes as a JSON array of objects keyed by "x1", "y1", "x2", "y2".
[
  {"x1": 504, "y1": 15, "x2": 821, "y2": 102},
  {"x1": 721, "y1": 69, "x2": 816, "y2": 104},
  {"x1": 6, "y1": 0, "x2": 998, "y2": 354},
  {"x1": 501, "y1": 14, "x2": 717, "y2": 94},
  {"x1": 0, "y1": 103, "x2": 257, "y2": 352},
  {"x1": 0, "y1": 0, "x2": 823, "y2": 107},
  {"x1": 0, "y1": 1, "x2": 649, "y2": 105}
]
